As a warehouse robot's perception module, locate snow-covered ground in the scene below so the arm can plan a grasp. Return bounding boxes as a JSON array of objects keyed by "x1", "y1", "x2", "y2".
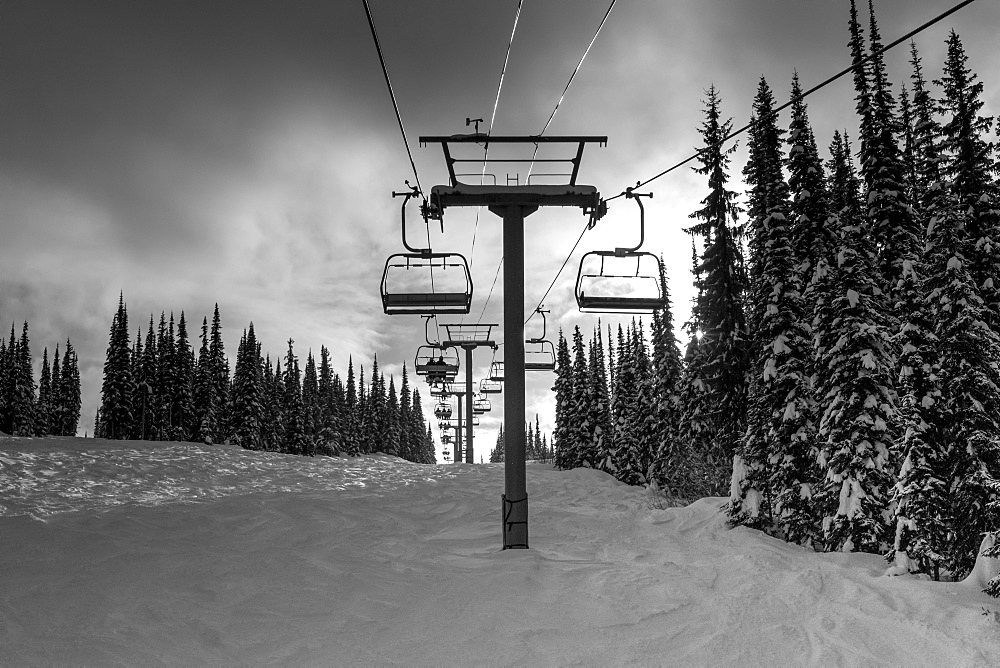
[{"x1": 2, "y1": 436, "x2": 999, "y2": 666}]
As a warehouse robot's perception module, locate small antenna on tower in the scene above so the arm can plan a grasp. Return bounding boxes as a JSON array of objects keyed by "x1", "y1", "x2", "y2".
[{"x1": 466, "y1": 117, "x2": 484, "y2": 134}]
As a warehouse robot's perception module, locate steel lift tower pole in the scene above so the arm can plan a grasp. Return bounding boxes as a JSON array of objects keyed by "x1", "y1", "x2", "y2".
[{"x1": 421, "y1": 134, "x2": 605, "y2": 549}]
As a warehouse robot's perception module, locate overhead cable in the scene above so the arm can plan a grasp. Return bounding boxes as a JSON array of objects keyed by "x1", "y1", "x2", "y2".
[
  {"x1": 362, "y1": 0, "x2": 422, "y2": 194},
  {"x1": 605, "y1": 0, "x2": 978, "y2": 203}
]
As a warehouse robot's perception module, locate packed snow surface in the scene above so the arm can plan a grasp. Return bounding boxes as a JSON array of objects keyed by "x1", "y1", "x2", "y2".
[{"x1": 3, "y1": 436, "x2": 1000, "y2": 666}]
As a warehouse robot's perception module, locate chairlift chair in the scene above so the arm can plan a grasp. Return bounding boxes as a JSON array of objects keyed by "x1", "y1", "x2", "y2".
[
  {"x1": 480, "y1": 378, "x2": 502, "y2": 394},
  {"x1": 415, "y1": 345, "x2": 460, "y2": 383},
  {"x1": 575, "y1": 187, "x2": 667, "y2": 314},
  {"x1": 524, "y1": 306, "x2": 557, "y2": 371},
  {"x1": 434, "y1": 402, "x2": 453, "y2": 421},
  {"x1": 379, "y1": 184, "x2": 474, "y2": 315},
  {"x1": 488, "y1": 361, "x2": 504, "y2": 382},
  {"x1": 473, "y1": 395, "x2": 491, "y2": 414}
]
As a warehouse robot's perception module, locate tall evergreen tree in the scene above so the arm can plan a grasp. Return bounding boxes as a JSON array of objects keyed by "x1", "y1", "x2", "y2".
[
  {"x1": 35, "y1": 347, "x2": 52, "y2": 436},
  {"x1": 208, "y1": 304, "x2": 230, "y2": 442},
  {"x1": 193, "y1": 316, "x2": 216, "y2": 443},
  {"x1": 553, "y1": 329, "x2": 573, "y2": 470},
  {"x1": 283, "y1": 339, "x2": 308, "y2": 455},
  {"x1": 99, "y1": 295, "x2": 133, "y2": 439},
  {"x1": 230, "y1": 324, "x2": 264, "y2": 450},
  {"x1": 935, "y1": 30, "x2": 1000, "y2": 331},
  {"x1": 812, "y1": 136, "x2": 898, "y2": 552},
  {"x1": 732, "y1": 76, "x2": 815, "y2": 543},
  {"x1": 58, "y1": 339, "x2": 81, "y2": 436},
  {"x1": 682, "y1": 85, "x2": 748, "y2": 494}
]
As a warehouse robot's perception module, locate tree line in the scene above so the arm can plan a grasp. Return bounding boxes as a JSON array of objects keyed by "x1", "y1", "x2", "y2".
[
  {"x1": 0, "y1": 321, "x2": 82, "y2": 438},
  {"x1": 553, "y1": 0, "x2": 1000, "y2": 592},
  {"x1": 96, "y1": 296, "x2": 436, "y2": 464},
  {"x1": 488, "y1": 417, "x2": 554, "y2": 463}
]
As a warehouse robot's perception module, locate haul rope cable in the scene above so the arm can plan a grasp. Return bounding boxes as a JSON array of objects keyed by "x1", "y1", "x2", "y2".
[
  {"x1": 364, "y1": 0, "x2": 440, "y2": 339},
  {"x1": 468, "y1": 0, "x2": 524, "y2": 327},
  {"x1": 525, "y1": 0, "x2": 979, "y2": 321},
  {"x1": 523, "y1": 0, "x2": 617, "y2": 324},
  {"x1": 604, "y1": 0, "x2": 978, "y2": 203}
]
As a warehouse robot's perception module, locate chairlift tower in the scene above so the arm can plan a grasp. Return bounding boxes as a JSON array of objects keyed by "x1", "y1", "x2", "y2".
[
  {"x1": 420, "y1": 133, "x2": 606, "y2": 549},
  {"x1": 440, "y1": 322, "x2": 496, "y2": 465}
]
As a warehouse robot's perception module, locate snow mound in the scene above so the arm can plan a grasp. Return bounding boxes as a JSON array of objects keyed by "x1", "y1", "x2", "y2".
[{"x1": 2, "y1": 437, "x2": 999, "y2": 665}]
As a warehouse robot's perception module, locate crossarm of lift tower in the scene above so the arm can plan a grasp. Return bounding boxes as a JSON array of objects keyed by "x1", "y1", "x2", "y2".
[{"x1": 418, "y1": 134, "x2": 607, "y2": 218}]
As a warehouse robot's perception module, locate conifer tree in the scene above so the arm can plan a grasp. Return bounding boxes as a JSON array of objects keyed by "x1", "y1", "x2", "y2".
[
  {"x1": 382, "y1": 376, "x2": 400, "y2": 457},
  {"x1": 99, "y1": 296, "x2": 132, "y2": 439},
  {"x1": 36, "y1": 347, "x2": 51, "y2": 436},
  {"x1": 231, "y1": 324, "x2": 264, "y2": 450},
  {"x1": 396, "y1": 363, "x2": 412, "y2": 460},
  {"x1": 918, "y1": 155, "x2": 1000, "y2": 579},
  {"x1": 344, "y1": 357, "x2": 359, "y2": 455},
  {"x1": 59, "y1": 340, "x2": 81, "y2": 436},
  {"x1": 261, "y1": 356, "x2": 283, "y2": 451},
  {"x1": 49, "y1": 343, "x2": 63, "y2": 435},
  {"x1": 588, "y1": 329, "x2": 614, "y2": 473},
  {"x1": 553, "y1": 330, "x2": 573, "y2": 469},
  {"x1": 732, "y1": 76, "x2": 815, "y2": 542},
  {"x1": 193, "y1": 316, "x2": 216, "y2": 443},
  {"x1": 812, "y1": 149, "x2": 898, "y2": 552},
  {"x1": 302, "y1": 351, "x2": 320, "y2": 451},
  {"x1": 935, "y1": 30, "x2": 1000, "y2": 331},
  {"x1": 208, "y1": 305, "x2": 230, "y2": 442},
  {"x1": 649, "y1": 264, "x2": 684, "y2": 489},
  {"x1": 283, "y1": 339, "x2": 308, "y2": 455},
  {"x1": 169, "y1": 312, "x2": 195, "y2": 441},
  {"x1": 682, "y1": 85, "x2": 748, "y2": 494}
]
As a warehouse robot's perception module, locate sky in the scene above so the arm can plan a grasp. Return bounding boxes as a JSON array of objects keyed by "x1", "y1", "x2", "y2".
[{"x1": 2, "y1": 0, "x2": 998, "y2": 450}]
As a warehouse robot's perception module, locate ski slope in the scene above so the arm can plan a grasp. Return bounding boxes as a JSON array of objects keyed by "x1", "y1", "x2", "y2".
[{"x1": 2, "y1": 436, "x2": 999, "y2": 666}]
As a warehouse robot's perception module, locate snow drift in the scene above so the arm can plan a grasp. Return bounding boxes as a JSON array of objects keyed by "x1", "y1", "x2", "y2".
[{"x1": 2, "y1": 436, "x2": 999, "y2": 665}]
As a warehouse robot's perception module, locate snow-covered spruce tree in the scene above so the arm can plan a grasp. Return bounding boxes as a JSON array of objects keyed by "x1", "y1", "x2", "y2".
[
  {"x1": 631, "y1": 320, "x2": 660, "y2": 485},
  {"x1": 169, "y1": 312, "x2": 195, "y2": 442},
  {"x1": 552, "y1": 329, "x2": 573, "y2": 469},
  {"x1": 589, "y1": 328, "x2": 614, "y2": 474},
  {"x1": 920, "y1": 154, "x2": 1000, "y2": 580},
  {"x1": 208, "y1": 305, "x2": 230, "y2": 443},
  {"x1": 49, "y1": 344, "x2": 63, "y2": 435},
  {"x1": 392, "y1": 361, "x2": 411, "y2": 460},
  {"x1": 732, "y1": 76, "x2": 787, "y2": 532},
  {"x1": 853, "y1": 0, "x2": 918, "y2": 314},
  {"x1": 230, "y1": 324, "x2": 264, "y2": 450},
  {"x1": 35, "y1": 347, "x2": 51, "y2": 436},
  {"x1": 649, "y1": 264, "x2": 684, "y2": 491},
  {"x1": 490, "y1": 424, "x2": 504, "y2": 463},
  {"x1": 99, "y1": 296, "x2": 132, "y2": 439},
  {"x1": 132, "y1": 317, "x2": 157, "y2": 440},
  {"x1": 733, "y1": 76, "x2": 817, "y2": 544},
  {"x1": 812, "y1": 154, "x2": 898, "y2": 553},
  {"x1": 192, "y1": 317, "x2": 216, "y2": 444},
  {"x1": 344, "y1": 357, "x2": 360, "y2": 455},
  {"x1": 282, "y1": 340, "x2": 308, "y2": 456},
  {"x1": 935, "y1": 30, "x2": 1000, "y2": 332},
  {"x1": 611, "y1": 323, "x2": 639, "y2": 483},
  {"x1": 379, "y1": 376, "x2": 398, "y2": 457},
  {"x1": 888, "y1": 41, "x2": 949, "y2": 579},
  {"x1": 58, "y1": 339, "x2": 81, "y2": 436},
  {"x1": 563, "y1": 325, "x2": 596, "y2": 468},
  {"x1": 301, "y1": 351, "x2": 319, "y2": 451},
  {"x1": 683, "y1": 85, "x2": 749, "y2": 496}
]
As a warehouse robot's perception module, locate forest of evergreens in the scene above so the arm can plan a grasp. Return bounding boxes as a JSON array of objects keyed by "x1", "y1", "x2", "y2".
[
  {"x1": 91, "y1": 297, "x2": 437, "y2": 464},
  {"x1": 550, "y1": 1, "x2": 1000, "y2": 593}
]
